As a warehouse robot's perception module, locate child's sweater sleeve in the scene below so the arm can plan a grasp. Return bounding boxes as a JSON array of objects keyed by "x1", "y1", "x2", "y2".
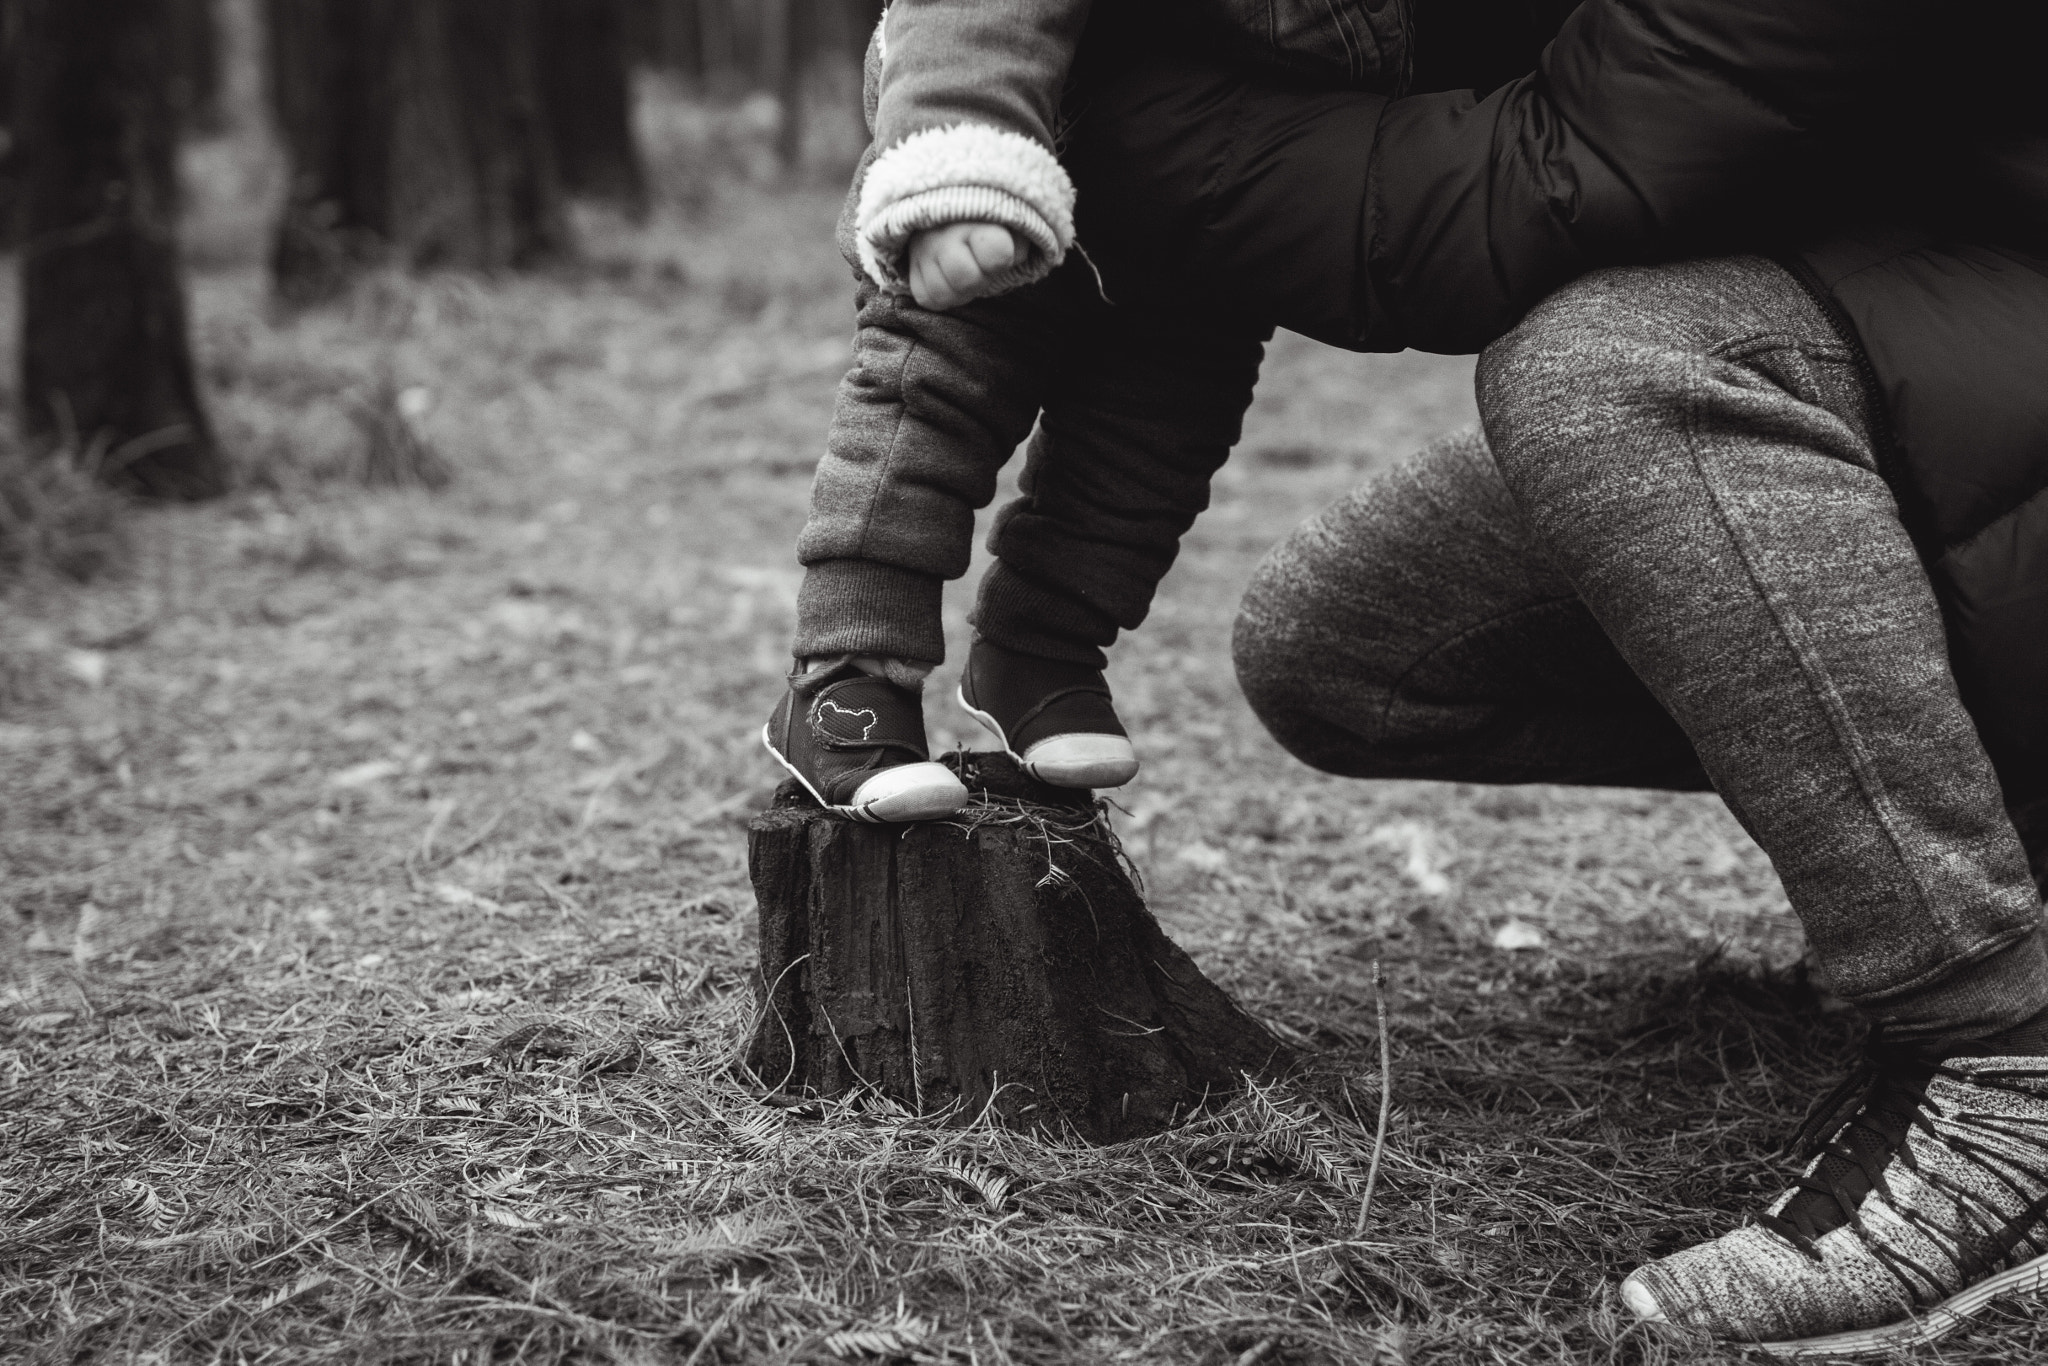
[{"x1": 851, "y1": 0, "x2": 1092, "y2": 296}]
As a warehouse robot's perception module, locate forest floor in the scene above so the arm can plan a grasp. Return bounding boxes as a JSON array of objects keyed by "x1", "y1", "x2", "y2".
[{"x1": 6, "y1": 102, "x2": 2044, "y2": 1366}]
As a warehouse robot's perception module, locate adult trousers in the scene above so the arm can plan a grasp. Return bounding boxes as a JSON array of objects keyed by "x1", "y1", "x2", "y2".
[{"x1": 1233, "y1": 257, "x2": 2048, "y2": 1044}]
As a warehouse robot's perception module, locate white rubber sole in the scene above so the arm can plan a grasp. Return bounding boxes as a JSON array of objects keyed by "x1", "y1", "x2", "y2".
[
  {"x1": 1622, "y1": 1249, "x2": 2048, "y2": 1359},
  {"x1": 956, "y1": 689, "x2": 1139, "y2": 789},
  {"x1": 759, "y1": 725, "x2": 967, "y2": 823}
]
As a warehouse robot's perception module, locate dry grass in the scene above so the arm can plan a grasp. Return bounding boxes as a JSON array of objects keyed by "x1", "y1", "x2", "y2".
[
  {"x1": 0, "y1": 439, "x2": 132, "y2": 587},
  {"x1": 6, "y1": 89, "x2": 2048, "y2": 1366}
]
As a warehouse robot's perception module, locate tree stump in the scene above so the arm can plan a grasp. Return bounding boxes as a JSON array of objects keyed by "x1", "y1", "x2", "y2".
[{"x1": 746, "y1": 753, "x2": 1292, "y2": 1142}]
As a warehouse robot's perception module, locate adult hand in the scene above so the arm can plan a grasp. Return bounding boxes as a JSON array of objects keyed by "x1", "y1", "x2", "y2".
[{"x1": 908, "y1": 222, "x2": 1019, "y2": 310}]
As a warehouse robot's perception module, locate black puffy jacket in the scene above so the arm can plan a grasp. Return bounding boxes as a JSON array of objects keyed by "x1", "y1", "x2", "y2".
[{"x1": 1070, "y1": 0, "x2": 2048, "y2": 869}]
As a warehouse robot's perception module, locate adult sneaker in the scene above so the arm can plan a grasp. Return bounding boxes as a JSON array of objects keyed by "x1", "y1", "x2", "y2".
[
  {"x1": 762, "y1": 665, "x2": 967, "y2": 822},
  {"x1": 1620, "y1": 1040, "x2": 2048, "y2": 1356},
  {"x1": 957, "y1": 639, "x2": 1139, "y2": 789}
]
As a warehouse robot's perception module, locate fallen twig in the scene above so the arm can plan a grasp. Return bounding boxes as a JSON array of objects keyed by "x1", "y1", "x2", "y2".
[{"x1": 1353, "y1": 961, "x2": 1393, "y2": 1238}]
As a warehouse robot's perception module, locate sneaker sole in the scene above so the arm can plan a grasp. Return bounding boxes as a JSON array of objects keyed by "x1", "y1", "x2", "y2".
[
  {"x1": 956, "y1": 688, "x2": 1139, "y2": 789},
  {"x1": 758, "y1": 724, "x2": 967, "y2": 824},
  {"x1": 1626, "y1": 1249, "x2": 2048, "y2": 1359}
]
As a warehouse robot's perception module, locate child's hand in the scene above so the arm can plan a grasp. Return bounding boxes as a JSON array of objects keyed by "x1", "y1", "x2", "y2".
[{"x1": 908, "y1": 223, "x2": 1019, "y2": 310}]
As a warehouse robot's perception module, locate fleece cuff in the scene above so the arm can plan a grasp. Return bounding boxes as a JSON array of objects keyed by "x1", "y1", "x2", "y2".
[{"x1": 855, "y1": 123, "x2": 1076, "y2": 296}]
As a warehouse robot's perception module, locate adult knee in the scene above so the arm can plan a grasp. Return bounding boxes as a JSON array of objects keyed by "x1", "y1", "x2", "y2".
[
  {"x1": 1231, "y1": 528, "x2": 1370, "y2": 772},
  {"x1": 1231, "y1": 438, "x2": 1503, "y2": 778}
]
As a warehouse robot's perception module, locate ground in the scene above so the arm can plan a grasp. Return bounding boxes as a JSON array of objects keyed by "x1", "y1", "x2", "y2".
[{"x1": 5, "y1": 97, "x2": 2044, "y2": 1366}]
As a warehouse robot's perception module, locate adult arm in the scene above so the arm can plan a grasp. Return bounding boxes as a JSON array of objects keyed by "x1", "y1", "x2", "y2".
[{"x1": 1070, "y1": 0, "x2": 1916, "y2": 352}]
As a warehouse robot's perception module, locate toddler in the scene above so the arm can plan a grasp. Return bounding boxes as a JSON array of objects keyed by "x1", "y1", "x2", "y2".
[{"x1": 765, "y1": 0, "x2": 1411, "y2": 820}]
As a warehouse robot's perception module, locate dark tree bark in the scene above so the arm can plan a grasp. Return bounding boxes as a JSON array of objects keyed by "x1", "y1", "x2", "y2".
[
  {"x1": 167, "y1": 0, "x2": 223, "y2": 133},
  {"x1": 695, "y1": 0, "x2": 738, "y2": 92},
  {"x1": 15, "y1": 0, "x2": 224, "y2": 499},
  {"x1": 535, "y1": 0, "x2": 648, "y2": 213},
  {"x1": 759, "y1": 0, "x2": 802, "y2": 169},
  {"x1": 267, "y1": 0, "x2": 570, "y2": 303},
  {"x1": 1, "y1": 0, "x2": 21, "y2": 248},
  {"x1": 747, "y1": 754, "x2": 1292, "y2": 1143},
  {"x1": 637, "y1": 0, "x2": 702, "y2": 77},
  {"x1": 840, "y1": 0, "x2": 884, "y2": 41},
  {"x1": 829, "y1": 0, "x2": 883, "y2": 150}
]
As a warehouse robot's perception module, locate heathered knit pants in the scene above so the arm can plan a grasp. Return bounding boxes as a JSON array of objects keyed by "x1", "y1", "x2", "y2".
[{"x1": 1233, "y1": 257, "x2": 2048, "y2": 1044}]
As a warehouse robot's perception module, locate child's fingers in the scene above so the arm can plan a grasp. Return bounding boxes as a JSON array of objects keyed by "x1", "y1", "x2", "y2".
[
  {"x1": 929, "y1": 236, "x2": 988, "y2": 304},
  {"x1": 963, "y1": 225, "x2": 1018, "y2": 275},
  {"x1": 909, "y1": 250, "x2": 941, "y2": 309},
  {"x1": 907, "y1": 223, "x2": 1015, "y2": 310},
  {"x1": 910, "y1": 241, "x2": 966, "y2": 310},
  {"x1": 933, "y1": 235, "x2": 987, "y2": 296}
]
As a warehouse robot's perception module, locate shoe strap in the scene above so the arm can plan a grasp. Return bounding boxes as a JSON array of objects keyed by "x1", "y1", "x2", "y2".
[
  {"x1": 808, "y1": 676, "x2": 930, "y2": 759},
  {"x1": 1009, "y1": 682, "x2": 1115, "y2": 741}
]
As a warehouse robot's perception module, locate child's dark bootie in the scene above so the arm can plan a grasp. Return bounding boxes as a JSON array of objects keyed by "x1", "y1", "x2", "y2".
[
  {"x1": 957, "y1": 639, "x2": 1139, "y2": 789},
  {"x1": 763, "y1": 663, "x2": 967, "y2": 822}
]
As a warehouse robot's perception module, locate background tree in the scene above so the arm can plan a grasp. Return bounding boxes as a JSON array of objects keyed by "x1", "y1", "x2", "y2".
[
  {"x1": 167, "y1": 0, "x2": 224, "y2": 133},
  {"x1": 266, "y1": 0, "x2": 570, "y2": 303},
  {"x1": 536, "y1": 0, "x2": 648, "y2": 214},
  {"x1": 1, "y1": 0, "x2": 22, "y2": 249},
  {"x1": 759, "y1": 0, "x2": 802, "y2": 169},
  {"x1": 14, "y1": 0, "x2": 224, "y2": 499},
  {"x1": 629, "y1": 0, "x2": 704, "y2": 80},
  {"x1": 629, "y1": 0, "x2": 879, "y2": 166}
]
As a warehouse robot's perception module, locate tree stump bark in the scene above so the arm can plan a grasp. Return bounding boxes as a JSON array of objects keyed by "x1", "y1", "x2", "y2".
[{"x1": 746, "y1": 753, "x2": 1292, "y2": 1143}]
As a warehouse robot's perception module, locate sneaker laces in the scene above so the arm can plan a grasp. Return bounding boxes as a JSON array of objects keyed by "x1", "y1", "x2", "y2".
[{"x1": 1758, "y1": 1036, "x2": 2048, "y2": 1298}]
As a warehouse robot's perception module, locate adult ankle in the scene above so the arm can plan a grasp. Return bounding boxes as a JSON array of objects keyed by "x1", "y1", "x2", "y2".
[
  {"x1": 1953, "y1": 1001, "x2": 2048, "y2": 1058},
  {"x1": 1866, "y1": 929, "x2": 2048, "y2": 1057}
]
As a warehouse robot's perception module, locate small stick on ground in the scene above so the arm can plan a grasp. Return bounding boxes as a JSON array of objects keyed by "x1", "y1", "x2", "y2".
[
  {"x1": 1234, "y1": 1334, "x2": 1282, "y2": 1366},
  {"x1": 1353, "y1": 960, "x2": 1393, "y2": 1238}
]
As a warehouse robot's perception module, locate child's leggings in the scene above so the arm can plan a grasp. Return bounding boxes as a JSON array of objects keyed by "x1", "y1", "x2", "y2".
[{"x1": 794, "y1": 257, "x2": 1270, "y2": 669}]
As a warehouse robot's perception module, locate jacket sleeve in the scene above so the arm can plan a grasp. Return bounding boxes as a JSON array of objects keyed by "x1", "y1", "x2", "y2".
[
  {"x1": 1365, "y1": 0, "x2": 1915, "y2": 352},
  {"x1": 852, "y1": 0, "x2": 1093, "y2": 296},
  {"x1": 1067, "y1": 0, "x2": 1914, "y2": 353}
]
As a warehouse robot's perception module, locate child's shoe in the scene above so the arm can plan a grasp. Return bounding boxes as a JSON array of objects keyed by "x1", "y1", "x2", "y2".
[
  {"x1": 763, "y1": 664, "x2": 968, "y2": 822},
  {"x1": 957, "y1": 639, "x2": 1139, "y2": 789}
]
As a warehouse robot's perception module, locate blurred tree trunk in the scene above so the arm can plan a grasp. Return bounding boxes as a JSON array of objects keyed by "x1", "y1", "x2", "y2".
[
  {"x1": 2, "y1": 0, "x2": 22, "y2": 248},
  {"x1": 536, "y1": 0, "x2": 647, "y2": 214},
  {"x1": 760, "y1": 0, "x2": 801, "y2": 168},
  {"x1": 834, "y1": 0, "x2": 883, "y2": 135},
  {"x1": 842, "y1": 0, "x2": 884, "y2": 38},
  {"x1": 696, "y1": 0, "x2": 737, "y2": 92},
  {"x1": 267, "y1": 0, "x2": 570, "y2": 303},
  {"x1": 167, "y1": 0, "x2": 223, "y2": 132},
  {"x1": 632, "y1": 0, "x2": 701, "y2": 78},
  {"x1": 14, "y1": 0, "x2": 225, "y2": 499}
]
